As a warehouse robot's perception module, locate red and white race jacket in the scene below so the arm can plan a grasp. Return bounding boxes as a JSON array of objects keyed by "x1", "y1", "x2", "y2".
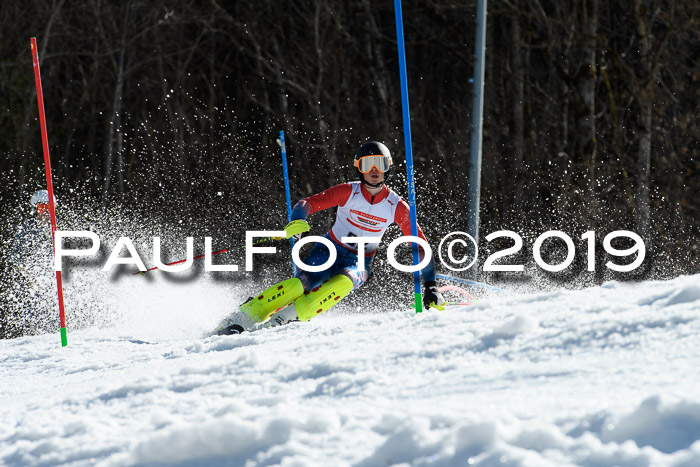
[{"x1": 293, "y1": 181, "x2": 428, "y2": 256}]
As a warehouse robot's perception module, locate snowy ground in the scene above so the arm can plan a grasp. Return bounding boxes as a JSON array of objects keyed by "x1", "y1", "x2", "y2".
[{"x1": 2, "y1": 272, "x2": 700, "y2": 466}]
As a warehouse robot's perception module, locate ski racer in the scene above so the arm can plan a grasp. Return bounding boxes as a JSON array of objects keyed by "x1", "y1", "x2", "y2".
[
  {"x1": 215, "y1": 141, "x2": 445, "y2": 335},
  {"x1": 11, "y1": 190, "x2": 54, "y2": 283},
  {"x1": 9, "y1": 190, "x2": 56, "y2": 333}
]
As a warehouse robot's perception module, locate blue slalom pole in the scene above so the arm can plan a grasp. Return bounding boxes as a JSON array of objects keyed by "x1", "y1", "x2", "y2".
[
  {"x1": 394, "y1": 0, "x2": 423, "y2": 313},
  {"x1": 278, "y1": 131, "x2": 296, "y2": 275}
]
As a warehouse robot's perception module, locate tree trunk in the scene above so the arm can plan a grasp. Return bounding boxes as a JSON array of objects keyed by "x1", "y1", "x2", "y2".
[
  {"x1": 102, "y1": 1, "x2": 131, "y2": 205},
  {"x1": 511, "y1": 14, "x2": 525, "y2": 216},
  {"x1": 311, "y1": 1, "x2": 334, "y2": 187},
  {"x1": 633, "y1": 0, "x2": 652, "y2": 237},
  {"x1": 574, "y1": 0, "x2": 598, "y2": 224}
]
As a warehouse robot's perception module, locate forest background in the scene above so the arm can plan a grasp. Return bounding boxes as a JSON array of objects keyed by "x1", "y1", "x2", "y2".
[{"x1": 0, "y1": 0, "x2": 698, "y2": 292}]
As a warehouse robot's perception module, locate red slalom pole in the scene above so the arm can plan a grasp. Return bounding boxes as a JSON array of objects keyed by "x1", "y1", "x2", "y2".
[{"x1": 30, "y1": 37, "x2": 68, "y2": 347}]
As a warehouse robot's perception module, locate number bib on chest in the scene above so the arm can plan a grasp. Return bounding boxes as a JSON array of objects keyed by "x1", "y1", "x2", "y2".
[{"x1": 330, "y1": 182, "x2": 399, "y2": 254}]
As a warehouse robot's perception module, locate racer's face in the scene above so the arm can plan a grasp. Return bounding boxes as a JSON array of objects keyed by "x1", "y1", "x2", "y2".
[{"x1": 36, "y1": 203, "x2": 50, "y2": 223}]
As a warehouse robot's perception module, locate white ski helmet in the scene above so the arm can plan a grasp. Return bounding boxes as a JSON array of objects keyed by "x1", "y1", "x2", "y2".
[{"x1": 30, "y1": 189, "x2": 49, "y2": 206}]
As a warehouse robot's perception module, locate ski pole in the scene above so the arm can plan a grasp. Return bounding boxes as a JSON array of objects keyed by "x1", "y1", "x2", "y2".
[
  {"x1": 134, "y1": 236, "x2": 278, "y2": 275},
  {"x1": 277, "y1": 131, "x2": 297, "y2": 275}
]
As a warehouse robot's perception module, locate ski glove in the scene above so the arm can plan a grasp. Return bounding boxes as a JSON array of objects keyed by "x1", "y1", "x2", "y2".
[
  {"x1": 283, "y1": 219, "x2": 310, "y2": 241},
  {"x1": 423, "y1": 281, "x2": 446, "y2": 311}
]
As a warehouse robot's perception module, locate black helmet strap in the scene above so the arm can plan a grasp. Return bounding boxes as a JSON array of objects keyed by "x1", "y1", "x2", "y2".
[{"x1": 362, "y1": 179, "x2": 385, "y2": 189}]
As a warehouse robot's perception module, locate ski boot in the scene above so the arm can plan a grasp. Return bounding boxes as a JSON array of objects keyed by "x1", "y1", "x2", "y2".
[
  {"x1": 213, "y1": 307, "x2": 257, "y2": 335},
  {"x1": 264, "y1": 303, "x2": 300, "y2": 328}
]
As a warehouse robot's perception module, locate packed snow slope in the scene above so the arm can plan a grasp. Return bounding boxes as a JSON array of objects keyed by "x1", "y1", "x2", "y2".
[{"x1": 2, "y1": 273, "x2": 700, "y2": 467}]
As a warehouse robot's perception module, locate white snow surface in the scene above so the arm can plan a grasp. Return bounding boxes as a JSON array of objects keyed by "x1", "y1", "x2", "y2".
[{"x1": 2, "y1": 273, "x2": 700, "y2": 466}]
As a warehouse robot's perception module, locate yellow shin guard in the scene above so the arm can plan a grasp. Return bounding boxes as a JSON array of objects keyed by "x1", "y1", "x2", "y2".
[
  {"x1": 240, "y1": 277, "x2": 305, "y2": 323},
  {"x1": 294, "y1": 275, "x2": 354, "y2": 322}
]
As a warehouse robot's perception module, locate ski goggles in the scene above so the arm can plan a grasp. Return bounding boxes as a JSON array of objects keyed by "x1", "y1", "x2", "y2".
[
  {"x1": 354, "y1": 154, "x2": 392, "y2": 173},
  {"x1": 36, "y1": 203, "x2": 50, "y2": 215}
]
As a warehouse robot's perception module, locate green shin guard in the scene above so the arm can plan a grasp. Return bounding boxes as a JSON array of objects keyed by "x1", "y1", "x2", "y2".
[
  {"x1": 240, "y1": 277, "x2": 305, "y2": 323},
  {"x1": 294, "y1": 275, "x2": 354, "y2": 322}
]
